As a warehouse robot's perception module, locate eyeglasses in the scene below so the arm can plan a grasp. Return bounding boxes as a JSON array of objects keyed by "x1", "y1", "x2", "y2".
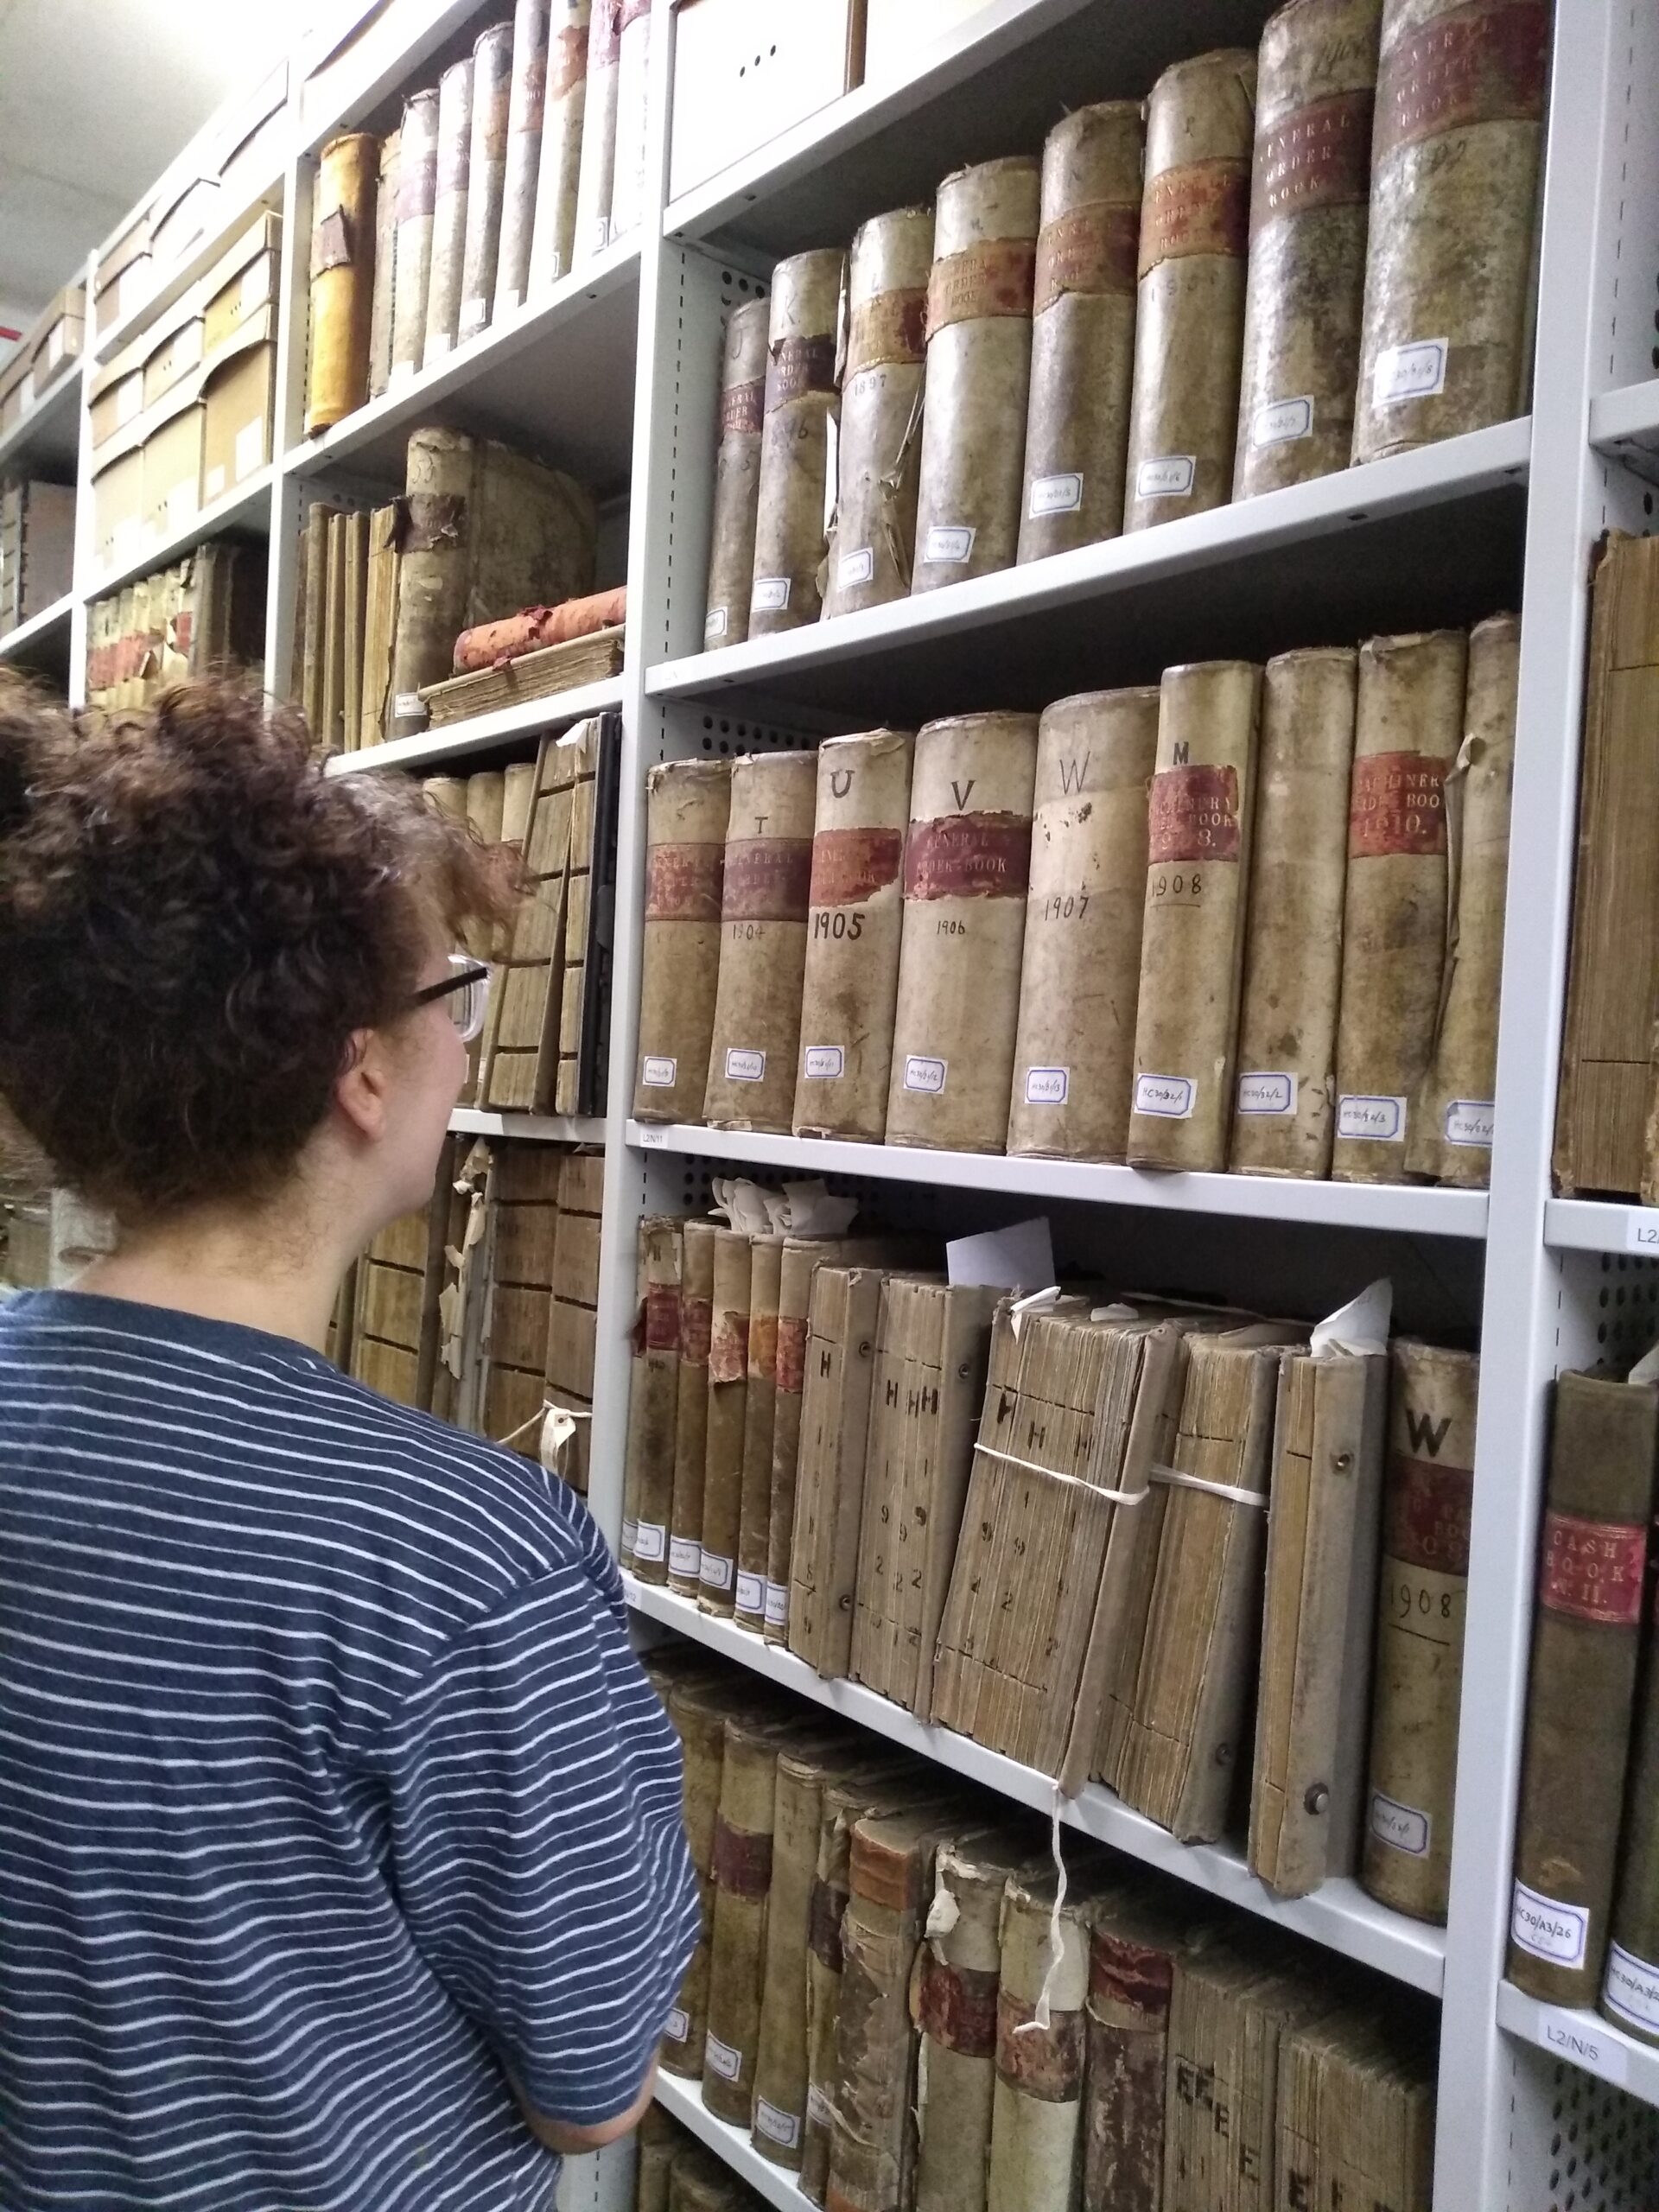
[{"x1": 410, "y1": 954, "x2": 492, "y2": 1042}]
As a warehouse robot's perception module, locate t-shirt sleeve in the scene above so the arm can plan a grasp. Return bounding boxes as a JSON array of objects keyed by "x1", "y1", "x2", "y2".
[{"x1": 374, "y1": 1558, "x2": 701, "y2": 2126}]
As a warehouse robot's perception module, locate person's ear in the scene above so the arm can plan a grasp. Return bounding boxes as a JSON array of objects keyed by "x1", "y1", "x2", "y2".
[{"x1": 334, "y1": 1027, "x2": 393, "y2": 1141}]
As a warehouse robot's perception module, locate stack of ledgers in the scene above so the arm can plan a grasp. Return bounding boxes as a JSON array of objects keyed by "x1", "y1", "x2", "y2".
[{"x1": 84, "y1": 541, "x2": 268, "y2": 709}]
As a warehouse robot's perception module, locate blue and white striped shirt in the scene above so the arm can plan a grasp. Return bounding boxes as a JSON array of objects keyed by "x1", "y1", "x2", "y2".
[{"x1": 0, "y1": 1290, "x2": 699, "y2": 2211}]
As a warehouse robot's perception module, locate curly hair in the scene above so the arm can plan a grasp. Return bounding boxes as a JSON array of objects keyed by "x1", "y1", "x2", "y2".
[{"x1": 0, "y1": 676, "x2": 520, "y2": 1221}]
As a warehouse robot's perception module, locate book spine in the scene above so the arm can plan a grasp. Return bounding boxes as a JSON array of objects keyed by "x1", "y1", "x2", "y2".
[
  {"x1": 1017, "y1": 103, "x2": 1144, "y2": 563},
  {"x1": 359, "y1": 500, "x2": 401, "y2": 745},
  {"x1": 571, "y1": 0, "x2": 621, "y2": 265},
  {"x1": 1332, "y1": 626, "x2": 1467, "y2": 1182},
  {"x1": 527, "y1": 0, "x2": 590, "y2": 290},
  {"x1": 669, "y1": 1217, "x2": 716, "y2": 1594},
  {"x1": 459, "y1": 21, "x2": 514, "y2": 341},
  {"x1": 1082, "y1": 1920, "x2": 1173, "y2": 2212},
  {"x1": 1234, "y1": 0, "x2": 1379, "y2": 497},
  {"x1": 607, "y1": 0, "x2": 652, "y2": 244},
  {"x1": 750, "y1": 249, "x2": 845, "y2": 635},
  {"x1": 1127, "y1": 659, "x2": 1263, "y2": 1170},
  {"x1": 1007, "y1": 686, "x2": 1160, "y2": 1160},
  {"x1": 390, "y1": 88, "x2": 440, "y2": 378},
  {"x1": 823, "y1": 207, "x2": 933, "y2": 618},
  {"x1": 985, "y1": 1874, "x2": 1090, "y2": 2212},
  {"x1": 494, "y1": 0, "x2": 550, "y2": 315},
  {"x1": 663, "y1": 1681, "x2": 734, "y2": 2079},
  {"x1": 789, "y1": 1268, "x2": 884, "y2": 1678},
  {"x1": 703, "y1": 296, "x2": 771, "y2": 649},
  {"x1": 736, "y1": 1237, "x2": 785, "y2": 1630},
  {"x1": 803, "y1": 1789, "x2": 862, "y2": 2202},
  {"x1": 341, "y1": 510, "x2": 369, "y2": 753},
  {"x1": 698, "y1": 1229, "x2": 753, "y2": 1618},
  {"x1": 1229, "y1": 645, "x2": 1358, "y2": 1176},
  {"x1": 793, "y1": 728, "x2": 915, "y2": 1141},
  {"x1": 827, "y1": 1822, "x2": 931, "y2": 2212},
  {"x1": 702, "y1": 1716, "x2": 782, "y2": 2123},
  {"x1": 753, "y1": 1756, "x2": 830, "y2": 2167},
  {"x1": 634, "y1": 758, "x2": 732, "y2": 1120},
  {"x1": 1604, "y1": 1618, "x2": 1659, "y2": 2048},
  {"x1": 849, "y1": 1279, "x2": 909, "y2": 1704},
  {"x1": 766, "y1": 1242, "x2": 818, "y2": 1644},
  {"x1": 299, "y1": 502, "x2": 334, "y2": 738},
  {"x1": 307, "y1": 132, "x2": 380, "y2": 435},
  {"x1": 621, "y1": 1215, "x2": 682, "y2": 1582},
  {"x1": 367, "y1": 131, "x2": 400, "y2": 399},
  {"x1": 388, "y1": 425, "x2": 478, "y2": 738},
  {"x1": 423, "y1": 59, "x2": 474, "y2": 363},
  {"x1": 1353, "y1": 0, "x2": 1548, "y2": 461},
  {"x1": 1123, "y1": 49, "x2": 1255, "y2": 531},
  {"x1": 702, "y1": 749, "x2": 818, "y2": 1133},
  {"x1": 914, "y1": 1843, "x2": 1011, "y2": 2212},
  {"x1": 321, "y1": 510, "x2": 348, "y2": 756}
]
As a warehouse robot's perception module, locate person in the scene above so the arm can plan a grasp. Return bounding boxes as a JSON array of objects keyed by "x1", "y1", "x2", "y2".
[{"x1": 0, "y1": 677, "x2": 699, "y2": 2210}]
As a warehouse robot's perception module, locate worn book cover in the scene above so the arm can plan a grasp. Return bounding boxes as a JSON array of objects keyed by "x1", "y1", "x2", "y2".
[
  {"x1": 788, "y1": 1264, "x2": 893, "y2": 1677},
  {"x1": 620, "y1": 1214, "x2": 683, "y2": 1581},
  {"x1": 699, "y1": 1228, "x2": 753, "y2": 1619}
]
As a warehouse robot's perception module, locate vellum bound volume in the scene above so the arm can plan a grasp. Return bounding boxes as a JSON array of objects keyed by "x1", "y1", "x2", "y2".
[
  {"x1": 703, "y1": 299, "x2": 771, "y2": 650},
  {"x1": 1127, "y1": 661, "x2": 1262, "y2": 1172},
  {"x1": 527, "y1": 0, "x2": 590, "y2": 291},
  {"x1": 368, "y1": 132, "x2": 399, "y2": 398},
  {"x1": 1605, "y1": 1598, "x2": 1659, "y2": 2046},
  {"x1": 702, "y1": 1710, "x2": 805, "y2": 2123},
  {"x1": 788, "y1": 1264, "x2": 889, "y2": 1678},
  {"x1": 750, "y1": 251, "x2": 844, "y2": 635},
  {"x1": 1408, "y1": 610, "x2": 1519, "y2": 1184},
  {"x1": 735, "y1": 1236, "x2": 785, "y2": 1630},
  {"x1": 494, "y1": 0, "x2": 550, "y2": 316},
  {"x1": 702, "y1": 750, "x2": 817, "y2": 1131},
  {"x1": 634, "y1": 760, "x2": 731, "y2": 1121},
  {"x1": 1007, "y1": 687, "x2": 1159, "y2": 1160},
  {"x1": 390, "y1": 87, "x2": 440, "y2": 378},
  {"x1": 823, "y1": 207, "x2": 933, "y2": 618},
  {"x1": 572, "y1": 0, "x2": 620, "y2": 264},
  {"x1": 307, "y1": 133, "x2": 379, "y2": 434},
  {"x1": 1124, "y1": 51, "x2": 1256, "y2": 531},
  {"x1": 1277, "y1": 2005, "x2": 1437, "y2": 2212},
  {"x1": 985, "y1": 1871, "x2": 1091, "y2": 2212},
  {"x1": 620, "y1": 1214, "x2": 682, "y2": 1580},
  {"x1": 669, "y1": 1218, "x2": 716, "y2": 1593},
  {"x1": 607, "y1": 0, "x2": 652, "y2": 243},
  {"x1": 1235, "y1": 0, "x2": 1382, "y2": 497},
  {"x1": 1362, "y1": 1338, "x2": 1478, "y2": 1923},
  {"x1": 1083, "y1": 1888, "x2": 1185, "y2": 2212},
  {"x1": 912, "y1": 157, "x2": 1040, "y2": 591},
  {"x1": 1018, "y1": 104, "x2": 1144, "y2": 563},
  {"x1": 1353, "y1": 0, "x2": 1548, "y2": 462},
  {"x1": 424, "y1": 58, "x2": 474, "y2": 363},
  {"x1": 698, "y1": 1228, "x2": 752, "y2": 1618},
  {"x1": 753, "y1": 1742, "x2": 851, "y2": 2169},
  {"x1": 661, "y1": 1669, "x2": 749, "y2": 2078},
  {"x1": 887, "y1": 714, "x2": 1039, "y2": 1154},
  {"x1": 793, "y1": 729, "x2": 914, "y2": 1141},
  {"x1": 1229, "y1": 646, "x2": 1357, "y2": 1177},
  {"x1": 1249, "y1": 1345, "x2": 1389, "y2": 1896},
  {"x1": 1332, "y1": 628, "x2": 1466, "y2": 1181},
  {"x1": 457, "y1": 20, "x2": 514, "y2": 340}
]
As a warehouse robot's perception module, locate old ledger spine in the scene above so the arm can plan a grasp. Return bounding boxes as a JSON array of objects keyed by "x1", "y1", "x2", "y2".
[
  {"x1": 914, "y1": 1840, "x2": 1022, "y2": 2212},
  {"x1": 1408, "y1": 609, "x2": 1519, "y2": 1185},
  {"x1": 367, "y1": 131, "x2": 399, "y2": 398},
  {"x1": 823, "y1": 207, "x2": 933, "y2": 618},
  {"x1": 767, "y1": 1240, "x2": 822, "y2": 1643},
  {"x1": 307, "y1": 132, "x2": 379, "y2": 434},
  {"x1": 1018, "y1": 102, "x2": 1144, "y2": 563},
  {"x1": 788, "y1": 1266, "x2": 887, "y2": 1678},
  {"x1": 662, "y1": 1675, "x2": 736, "y2": 2078},
  {"x1": 494, "y1": 0, "x2": 550, "y2": 315},
  {"x1": 753, "y1": 1747, "x2": 837, "y2": 2168},
  {"x1": 390, "y1": 87, "x2": 440, "y2": 379},
  {"x1": 703, "y1": 298, "x2": 771, "y2": 649},
  {"x1": 793, "y1": 728, "x2": 914, "y2": 1141},
  {"x1": 458, "y1": 21, "x2": 514, "y2": 341},
  {"x1": 1508, "y1": 1372, "x2": 1657, "y2": 2006},
  {"x1": 735, "y1": 1236, "x2": 785, "y2": 1630},
  {"x1": 607, "y1": 0, "x2": 652, "y2": 242},
  {"x1": 886, "y1": 713, "x2": 1039, "y2": 1154},
  {"x1": 1007, "y1": 686, "x2": 1160, "y2": 1160},
  {"x1": 702, "y1": 1714, "x2": 783, "y2": 2123},
  {"x1": 1127, "y1": 660, "x2": 1262, "y2": 1171},
  {"x1": 750, "y1": 250, "x2": 844, "y2": 636},
  {"x1": 1083, "y1": 1904, "x2": 1176, "y2": 2212},
  {"x1": 387, "y1": 424, "x2": 476, "y2": 740},
  {"x1": 528, "y1": 0, "x2": 590, "y2": 291},
  {"x1": 1332, "y1": 626, "x2": 1467, "y2": 1181},
  {"x1": 698, "y1": 1229, "x2": 752, "y2": 1618},
  {"x1": 1353, "y1": 0, "x2": 1548, "y2": 461},
  {"x1": 803, "y1": 1780, "x2": 891, "y2": 2201},
  {"x1": 669, "y1": 1217, "x2": 716, "y2": 1595},
  {"x1": 1605, "y1": 1611, "x2": 1659, "y2": 2047},
  {"x1": 1229, "y1": 645, "x2": 1358, "y2": 1176},
  {"x1": 572, "y1": 0, "x2": 622, "y2": 264},
  {"x1": 985, "y1": 1872, "x2": 1090, "y2": 2212},
  {"x1": 1235, "y1": 0, "x2": 1381, "y2": 496},
  {"x1": 424, "y1": 58, "x2": 474, "y2": 363},
  {"x1": 702, "y1": 749, "x2": 817, "y2": 1131},
  {"x1": 621, "y1": 1215, "x2": 681, "y2": 1581},
  {"x1": 634, "y1": 759, "x2": 731, "y2": 1121},
  {"x1": 1123, "y1": 49, "x2": 1256, "y2": 531},
  {"x1": 912, "y1": 157, "x2": 1041, "y2": 593},
  {"x1": 1362, "y1": 1337, "x2": 1478, "y2": 1923}
]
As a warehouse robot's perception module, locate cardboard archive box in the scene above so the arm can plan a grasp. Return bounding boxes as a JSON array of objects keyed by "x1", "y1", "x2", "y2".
[{"x1": 669, "y1": 0, "x2": 867, "y2": 201}]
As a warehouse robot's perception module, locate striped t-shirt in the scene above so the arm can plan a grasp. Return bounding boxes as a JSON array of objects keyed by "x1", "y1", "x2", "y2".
[{"x1": 0, "y1": 1288, "x2": 700, "y2": 2211}]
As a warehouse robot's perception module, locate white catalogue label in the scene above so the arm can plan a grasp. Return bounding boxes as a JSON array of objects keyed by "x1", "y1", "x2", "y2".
[
  {"x1": 704, "y1": 2034, "x2": 742, "y2": 2082},
  {"x1": 725, "y1": 1046, "x2": 766, "y2": 1084},
  {"x1": 1370, "y1": 1791, "x2": 1430, "y2": 1857},
  {"x1": 204, "y1": 464, "x2": 227, "y2": 501},
  {"x1": 1028, "y1": 472, "x2": 1083, "y2": 517},
  {"x1": 1251, "y1": 396, "x2": 1313, "y2": 448},
  {"x1": 394, "y1": 690, "x2": 427, "y2": 721},
  {"x1": 640, "y1": 1055, "x2": 677, "y2": 1087},
  {"x1": 1444, "y1": 1099, "x2": 1495, "y2": 1147},
  {"x1": 116, "y1": 378, "x2": 143, "y2": 427},
  {"x1": 1135, "y1": 1073, "x2": 1195, "y2": 1120},
  {"x1": 1024, "y1": 1066, "x2": 1068, "y2": 1105},
  {"x1": 837, "y1": 547, "x2": 874, "y2": 589},
  {"x1": 764, "y1": 1580, "x2": 789, "y2": 1630},
  {"x1": 807, "y1": 2086, "x2": 833, "y2": 2127},
  {"x1": 754, "y1": 2099, "x2": 802, "y2": 2149},
  {"x1": 922, "y1": 524, "x2": 975, "y2": 565},
  {"x1": 1604, "y1": 1944, "x2": 1659, "y2": 2033},
  {"x1": 1374, "y1": 338, "x2": 1448, "y2": 405},
  {"x1": 590, "y1": 216, "x2": 611, "y2": 257},
  {"x1": 425, "y1": 331, "x2": 454, "y2": 362},
  {"x1": 1136, "y1": 454, "x2": 1195, "y2": 500},
  {"x1": 242, "y1": 264, "x2": 266, "y2": 315},
  {"x1": 735, "y1": 1571, "x2": 766, "y2": 1615},
  {"x1": 166, "y1": 480, "x2": 195, "y2": 527},
  {"x1": 665, "y1": 2006, "x2": 690, "y2": 2044},
  {"x1": 1511, "y1": 1881, "x2": 1590, "y2": 1969},
  {"x1": 904, "y1": 1055, "x2": 946, "y2": 1095},
  {"x1": 500, "y1": 286, "x2": 524, "y2": 313},
  {"x1": 461, "y1": 296, "x2": 489, "y2": 332},
  {"x1": 234, "y1": 416, "x2": 265, "y2": 481},
  {"x1": 1338, "y1": 1093, "x2": 1407, "y2": 1142},
  {"x1": 804, "y1": 1046, "x2": 844, "y2": 1080},
  {"x1": 638, "y1": 1126, "x2": 667, "y2": 1148},
  {"x1": 700, "y1": 1550, "x2": 734, "y2": 1593},
  {"x1": 1237, "y1": 1071, "x2": 1297, "y2": 1116},
  {"x1": 390, "y1": 358, "x2": 417, "y2": 389},
  {"x1": 668, "y1": 1535, "x2": 702, "y2": 1578},
  {"x1": 18, "y1": 371, "x2": 33, "y2": 410},
  {"x1": 704, "y1": 606, "x2": 728, "y2": 641},
  {"x1": 1540, "y1": 2007, "x2": 1629, "y2": 2085},
  {"x1": 632, "y1": 1521, "x2": 665, "y2": 1565},
  {"x1": 1628, "y1": 1210, "x2": 1659, "y2": 1254},
  {"x1": 752, "y1": 575, "x2": 791, "y2": 613},
  {"x1": 47, "y1": 325, "x2": 64, "y2": 366}
]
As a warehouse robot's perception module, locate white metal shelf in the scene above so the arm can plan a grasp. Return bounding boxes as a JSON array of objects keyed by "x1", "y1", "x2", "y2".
[
  {"x1": 1588, "y1": 378, "x2": 1659, "y2": 485},
  {"x1": 82, "y1": 467, "x2": 275, "y2": 601},
  {"x1": 450, "y1": 1108, "x2": 605, "y2": 1145},
  {"x1": 625, "y1": 1574, "x2": 1445, "y2": 1996},
  {"x1": 1544, "y1": 1198, "x2": 1659, "y2": 1255},
  {"x1": 653, "y1": 2074, "x2": 809, "y2": 2212},
  {"x1": 325, "y1": 677, "x2": 625, "y2": 776},
  {"x1": 627, "y1": 1120, "x2": 1488, "y2": 1239},
  {"x1": 0, "y1": 594, "x2": 73, "y2": 669},
  {"x1": 0, "y1": 359, "x2": 83, "y2": 476},
  {"x1": 1497, "y1": 1983, "x2": 1659, "y2": 2110}
]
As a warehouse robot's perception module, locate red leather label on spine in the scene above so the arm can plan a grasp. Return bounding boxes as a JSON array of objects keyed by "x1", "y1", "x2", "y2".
[
  {"x1": 766, "y1": 334, "x2": 837, "y2": 411},
  {"x1": 549, "y1": 24, "x2": 589, "y2": 98},
  {"x1": 748, "y1": 1313, "x2": 779, "y2": 1382},
  {"x1": 848, "y1": 287, "x2": 928, "y2": 375},
  {"x1": 720, "y1": 376, "x2": 766, "y2": 438},
  {"x1": 995, "y1": 1990, "x2": 1085, "y2": 2100},
  {"x1": 712, "y1": 1815, "x2": 773, "y2": 1898},
  {"x1": 926, "y1": 239, "x2": 1038, "y2": 335},
  {"x1": 776, "y1": 1317, "x2": 809, "y2": 1395},
  {"x1": 1088, "y1": 1928, "x2": 1175, "y2": 2017},
  {"x1": 709, "y1": 1313, "x2": 749, "y2": 1387},
  {"x1": 1147, "y1": 764, "x2": 1242, "y2": 863},
  {"x1": 645, "y1": 1284, "x2": 680, "y2": 1354},
  {"x1": 811, "y1": 826, "x2": 905, "y2": 906},
  {"x1": 1376, "y1": 0, "x2": 1548, "y2": 160},
  {"x1": 808, "y1": 1878, "x2": 848, "y2": 1969},
  {"x1": 680, "y1": 1295, "x2": 712, "y2": 1367},
  {"x1": 904, "y1": 816, "x2": 1032, "y2": 900},
  {"x1": 721, "y1": 838, "x2": 814, "y2": 922},
  {"x1": 1033, "y1": 201, "x2": 1141, "y2": 313},
  {"x1": 915, "y1": 1954, "x2": 1000, "y2": 2056},
  {"x1": 1250, "y1": 87, "x2": 1376, "y2": 234},
  {"x1": 1349, "y1": 752, "x2": 1449, "y2": 859},
  {"x1": 645, "y1": 840, "x2": 724, "y2": 921},
  {"x1": 588, "y1": 0, "x2": 622, "y2": 69},
  {"x1": 1138, "y1": 158, "x2": 1250, "y2": 275},
  {"x1": 1385, "y1": 1456, "x2": 1474, "y2": 1576},
  {"x1": 850, "y1": 1831, "x2": 925, "y2": 1910},
  {"x1": 1541, "y1": 1510, "x2": 1649, "y2": 1624}
]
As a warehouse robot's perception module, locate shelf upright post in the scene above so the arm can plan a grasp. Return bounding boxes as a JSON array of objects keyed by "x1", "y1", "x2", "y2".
[
  {"x1": 265, "y1": 109, "x2": 309, "y2": 704},
  {"x1": 67, "y1": 252, "x2": 99, "y2": 710}
]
